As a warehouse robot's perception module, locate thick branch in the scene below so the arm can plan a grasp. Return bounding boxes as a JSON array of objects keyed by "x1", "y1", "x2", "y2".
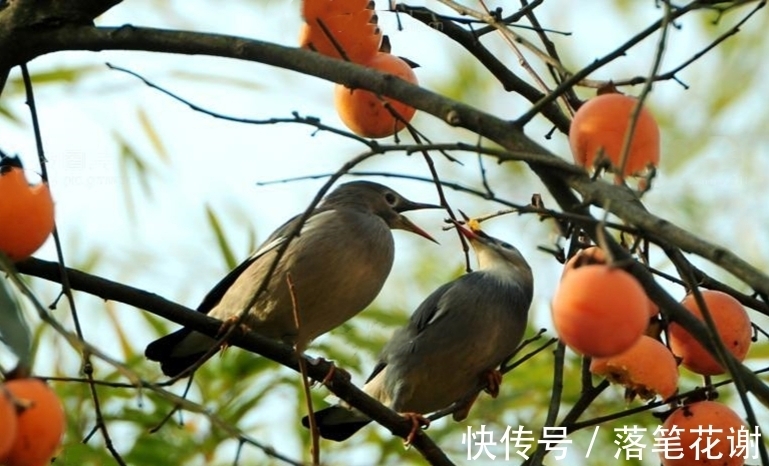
[
  {"x1": 14, "y1": 258, "x2": 454, "y2": 466},
  {"x1": 393, "y1": 4, "x2": 571, "y2": 133}
]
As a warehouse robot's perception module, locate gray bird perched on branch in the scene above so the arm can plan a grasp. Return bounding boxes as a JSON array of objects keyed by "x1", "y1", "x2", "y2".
[
  {"x1": 145, "y1": 181, "x2": 439, "y2": 377},
  {"x1": 302, "y1": 222, "x2": 533, "y2": 443}
]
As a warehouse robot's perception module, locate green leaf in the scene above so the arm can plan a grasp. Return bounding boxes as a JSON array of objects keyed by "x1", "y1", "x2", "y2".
[
  {"x1": 0, "y1": 275, "x2": 32, "y2": 367},
  {"x1": 115, "y1": 131, "x2": 150, "y2": 220},
  {"x1": 3, "y1": 65, "x2": 105, "y2": 96},
  {"x1": 0, "y1": 104, "x2": 21, "y2": 124},
  {"x1": 206, "y1": 205, "x2": 239, "y2": 270},
  {"x1": 137, "y1": 107, "x2": 170, "y2": 164}
]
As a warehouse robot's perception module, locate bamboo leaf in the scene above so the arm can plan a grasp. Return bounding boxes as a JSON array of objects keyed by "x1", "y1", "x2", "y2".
[{"x1": 0, "y1": 273, "x2": 32, "y2": 368}]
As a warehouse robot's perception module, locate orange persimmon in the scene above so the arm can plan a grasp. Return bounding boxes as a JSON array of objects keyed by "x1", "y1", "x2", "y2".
[
  {"x1": 659, "y1": 401, "x2": 746, "y2": 466},
  {"x1": 302, "y1": 0, "x2": 371, "y2": 20},
  {"x1": 0, "y1": 158, "x2": 55, "y2": 261},
  {"x1": 669, "y1": 290, "x2": 752, "y2": 376},
  {"x1": 590, "y1": 335, "x2": 679, "y2": 400},
  {"x1": 560, "y1": 246, "x2": 658, "y2": 318},
  {"x1": 3, "y1": 378, "x2": 66, "y2": 466},
  {"x1": 334, "y1": 52, "x2": 417, "y2": 138},
  {"x1": 0, "y1": 386, "x2": 18, "y2": 463},
  {"x1": 552, "y1": 265, "x2": 648, "y2": 357},
  {"x1": 299, "y1": 9, "x2": 381, "y2": 63},
  {"x1": 569, "y1": 93, "x2": 660, "y2": 177}
]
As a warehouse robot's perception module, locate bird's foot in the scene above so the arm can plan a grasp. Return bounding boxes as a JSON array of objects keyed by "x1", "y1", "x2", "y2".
[
  {"x1": 321, "y1": 363, "x2": 337, "y2": 385},
  {"x1": 217, "y1": 316, "x2": 251, "y2": 350},
  {"x1": 216, "y1": 316, "x2": 251, "y2": 356},
  {"x1": 401, "y1": 412, "x2": 430, "y2": 447},
  {"x1": 482, "y1": 369, "x2": 503, "y2": 398}
]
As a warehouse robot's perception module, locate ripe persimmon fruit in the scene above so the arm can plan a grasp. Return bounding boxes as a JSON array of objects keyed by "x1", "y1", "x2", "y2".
[
  {"x1": 3, "y1": 378, "x2": 66, "y2": 466},
  {"x1": 0, "y1": 157, "x2": 55, "y2": 261},
  {"x1": 302, "y1": 0, "x2": 371, "y2": 20},
  {"x1": 334, "y1": 52, "x2": 417, "y2": 138},
  {"x1": 669, "y1": 290, "x2": 752, "y2": 376},
  {"x1": 299, "y1": 9, "x2": 381, "y2": 64},
  {"x1": 560, "y1": 246, "x2": 607, "y2": 277},
  {"x1": 0, "y1": 386, "x2": 18, "y2": 463},
  {"x1": 552, "y1": 264, "x2": 648, "y2": 357},
  {"x1": 569, "y1": 93, "x2": 660, "y2": 178},
  {"x1": 660, "y1": 400, "x2": 746, "y2": 466},
  {"x1": 560, "y1": 246, "x2": 658, "y2": 318},
  {"x1": 590, "y1": 335, "x2": 679, "y2": 400},
  {"x1": 299, "y1": 0, "x2": 380, "y2": 64}
]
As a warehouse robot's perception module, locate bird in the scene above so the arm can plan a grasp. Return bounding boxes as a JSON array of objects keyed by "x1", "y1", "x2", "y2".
[
  {"x1": 145, "y1": 181, "x2": 439, "y2": 377},
  {"x1": 302, "y1": 221, "x2": 533, "y2": 443}
]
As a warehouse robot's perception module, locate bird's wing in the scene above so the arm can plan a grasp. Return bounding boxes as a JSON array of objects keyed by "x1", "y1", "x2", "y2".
[
  {"x1": 195, "y1": 209, "x2": 334, "y2": 314},
  {"x1": 364, "y1": 360, "x2": 388, "y2": 384},
  {"x1": 195, "y1": 254, "x2": 262, "y2": 314},
  {"x1": 398, "y1": 272, "x2": 524, "y2": 353},
  {"x1": 412, "y1": 272, "x2": 529, "y2": 332},
  {"x1": 362, "y1": 280, "x2": 457, "y2": 384},
  {"x1": 412, "y1": 280, "x2": 458, "y2": 333}
]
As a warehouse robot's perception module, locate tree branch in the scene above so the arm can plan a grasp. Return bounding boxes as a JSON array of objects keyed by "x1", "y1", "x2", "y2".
[
  {"x1": 393, "y1": 4, "x2": 571, "y2": 133},
  {"x1": 13, "y1": 258, "x2": 454, "y2": 466}
]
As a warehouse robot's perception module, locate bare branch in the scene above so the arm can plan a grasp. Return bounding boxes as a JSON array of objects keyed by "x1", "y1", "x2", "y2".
[{"x1": 13, "y1": 258, "x2": 455, "y2": 465}]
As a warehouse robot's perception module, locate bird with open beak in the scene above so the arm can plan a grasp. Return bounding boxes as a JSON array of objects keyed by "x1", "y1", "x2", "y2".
[
  {"x1": 303, "y1": 220, "x2": 533, "y2": 444},
  {"x1": 145, "y1": 181, "x2": 439, "y2": 377}
]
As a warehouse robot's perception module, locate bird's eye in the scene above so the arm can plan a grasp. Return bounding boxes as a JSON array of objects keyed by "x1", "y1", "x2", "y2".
[{"x1": 384, "y1": 192, "x2": 398, "y2": 205}]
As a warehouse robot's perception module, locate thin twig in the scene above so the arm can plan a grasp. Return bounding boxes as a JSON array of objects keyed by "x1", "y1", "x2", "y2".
[
  {"x1": 1, "y1": 257, "x2": 304, "y2": 465},
  {"x1": 259, "y1": 170, "x2": 635, "y2": 234},
  {"x1": 516, "y1": 0, "x2": 704, "y2": 127},
  {"x1": 107, "y1": 64, "x2": 376, "y2": 148},
  {"x1": 613, "y1": 1, "x2": 765, "y2": 88},
  {"x1": 474, "y1": 0, "x2": 545, "y2": 36},
  {"x1": 21, "y1": 63, "x2": 127, "y2": 466},
  {"x1": 666, "y1": 249, "x2": 769, "y2": 465},
  {"x1": 520, "y1": 0, "x2": 579, "y2": 111},
  {"x1": 476, "y1": 152, "x2": 494, "y2": 198},
  {"x1": 616, "y1": 1, "x2": 672, "y2": 180},
  {"x1": 437, "y1": 0, "x2": 567, "y2": 73},
  {"x1": 524, "y1": 342, "x2": 565, "y2": 466},
  {"x1": 288, "y1": 273, "x2": 320, "y2": 466},
  {"x1": 566, "y1": 364, "x2": 769, "y2": 432},
  {"x1": 476, "y1": 0, "x2": 554, "y2": 98},
  {"x1": 392, "y1": 3, "x2": 571, "y2": 133}
]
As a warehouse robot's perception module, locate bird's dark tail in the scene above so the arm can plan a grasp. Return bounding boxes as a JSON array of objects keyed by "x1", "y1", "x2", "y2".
[
  {"x1": 145, "y1": 328, "x2": 216, "y2": 377},
  {"x1": 301, "y1": 406, "x2": 371, "y2": 442}
]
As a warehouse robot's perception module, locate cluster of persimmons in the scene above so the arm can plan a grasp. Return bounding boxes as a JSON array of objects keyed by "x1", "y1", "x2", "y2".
[
  {"x1": 299, "y1": 0, "x2": 417, "y2": 138},
  {"x1": 555, "y1": 93, "x2": 752, "y2": 465},
  {"x1": 1, "y1": 157, "x2": 63, "y2": 466},
  {"x1": 0, "y1": 377, "x2": 65, "y2": 466}
]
